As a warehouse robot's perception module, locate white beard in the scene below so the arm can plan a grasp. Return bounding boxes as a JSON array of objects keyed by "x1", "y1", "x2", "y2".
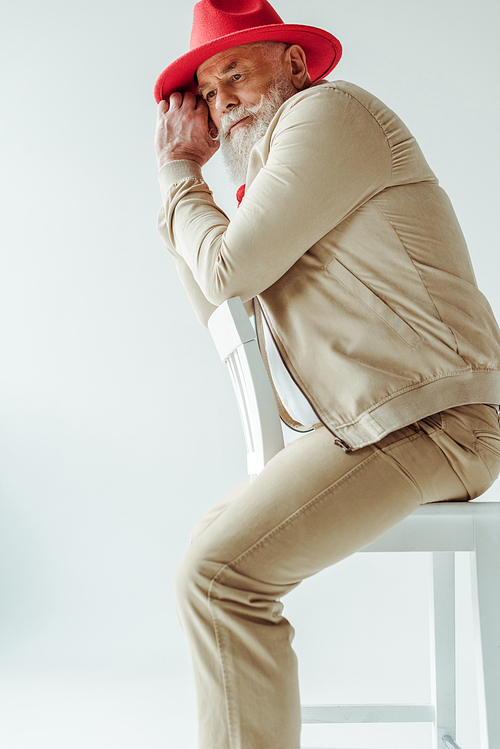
[{"x1": 216, "y1": 77, "x2": 298, "y2": 185}]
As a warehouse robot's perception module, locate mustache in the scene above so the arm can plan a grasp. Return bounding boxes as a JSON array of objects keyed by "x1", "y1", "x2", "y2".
[{"x1": 212, "y1": 97, "x2": 266, "y2": 141}]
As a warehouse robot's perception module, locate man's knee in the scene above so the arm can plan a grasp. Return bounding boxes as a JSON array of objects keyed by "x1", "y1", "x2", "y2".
[
  {"x1": 189, "y1": 477, "x2": 251, "y2": 544},
  {"x1": 174, "y1": 543, "x2": 221, "y2": 618}
]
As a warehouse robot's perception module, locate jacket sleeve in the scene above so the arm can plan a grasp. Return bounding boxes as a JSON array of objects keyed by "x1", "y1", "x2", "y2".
[
  {"x1": 157, "y1": 204, "x2": 218, "y2": 327},
  {"x1": 157, "y1": 85, "x2": 392, "y2": 308}
]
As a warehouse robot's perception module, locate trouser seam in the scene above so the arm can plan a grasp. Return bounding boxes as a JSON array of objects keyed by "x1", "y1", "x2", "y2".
[
  {"x1": 205, "y1": 448, "x2": 383, "y2": 749},
  {"x1": 427, "y1": 431, "x2": 472, "y2": 499},
  {"x1": 207, "y1": 576, "x2": 236, "y2": 749},
  {"x1": 374, "y1": 437, "x2": 424, "y2": 504},
  {"x1": 374, "y1": 430, "x2": 429, "y2": 503},
  {"x1": 213, "y1": 449, "x2": 381, "y2": 579}
]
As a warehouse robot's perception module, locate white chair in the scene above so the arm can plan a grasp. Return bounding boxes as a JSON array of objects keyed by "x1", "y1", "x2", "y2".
[{"x1": 208, "y1": 296, "x2": 500, "y2": 749}]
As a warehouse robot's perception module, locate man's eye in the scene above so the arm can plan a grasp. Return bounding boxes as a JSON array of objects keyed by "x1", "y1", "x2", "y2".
[
  {"x1": 206, "y1": 91, "x2": 216, "y2": 101},
  {"x1": 232, "y1": 74, "x2": 242, "y2": 81}
]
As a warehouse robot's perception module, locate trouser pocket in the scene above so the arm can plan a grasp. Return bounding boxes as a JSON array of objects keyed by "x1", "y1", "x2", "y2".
[{"x1": 474, "y1": 431, "x2": 500, "y2": 480}]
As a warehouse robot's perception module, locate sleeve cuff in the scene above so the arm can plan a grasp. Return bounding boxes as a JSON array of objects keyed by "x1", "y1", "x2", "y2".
[{"x1": 158, "y1": 160, "x2": 204, "y2": 195}]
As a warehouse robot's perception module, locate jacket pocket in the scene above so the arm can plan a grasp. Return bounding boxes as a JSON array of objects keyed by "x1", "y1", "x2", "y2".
[{"x1": 326, "y1": 258, "x2": 421, "y2": 347}]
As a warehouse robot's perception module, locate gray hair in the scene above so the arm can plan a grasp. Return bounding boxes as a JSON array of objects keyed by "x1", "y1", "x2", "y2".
[{"x1": 247, "y1": 41, "x2": 291, "y2": 62}]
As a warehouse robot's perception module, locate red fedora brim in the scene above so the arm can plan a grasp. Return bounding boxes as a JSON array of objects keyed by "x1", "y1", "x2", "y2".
[{"x1": 154, "y1": 24, "x2": 342, "y2": 103}]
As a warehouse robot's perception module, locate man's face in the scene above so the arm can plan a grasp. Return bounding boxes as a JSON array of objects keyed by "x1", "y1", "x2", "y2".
[
  {"x1": 196, "y1": 43, "x2": 280, "y2": 132},
  {"x1": 196, "y1": 43, "x2": 298, "y2": 183}
]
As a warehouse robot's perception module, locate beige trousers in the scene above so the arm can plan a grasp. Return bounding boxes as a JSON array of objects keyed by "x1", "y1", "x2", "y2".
[{"x1": 175, "y1": 404, "x2": 500, "y2": 749}]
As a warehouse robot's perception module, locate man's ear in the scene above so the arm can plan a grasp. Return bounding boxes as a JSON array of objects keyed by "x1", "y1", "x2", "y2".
[
  {"x1": 208, "y1": 115, "x2": 219, "y2": 140},
  {"x1": 286, "y1": 45, "x2": 311, "y2": 90}
]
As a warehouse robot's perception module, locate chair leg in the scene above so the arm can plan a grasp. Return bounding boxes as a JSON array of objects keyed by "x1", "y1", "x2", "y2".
[
  {"x1": 430, "y1": 552, "x2": 457, "y2": 748},
  {"x1": 470, "y1": 513, "x2": 500, "y2": 749}
]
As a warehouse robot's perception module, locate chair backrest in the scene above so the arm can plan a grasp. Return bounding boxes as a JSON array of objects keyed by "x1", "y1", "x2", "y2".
[{"x1": 208, "y1": 297, "x2": 284, "y2": 480}]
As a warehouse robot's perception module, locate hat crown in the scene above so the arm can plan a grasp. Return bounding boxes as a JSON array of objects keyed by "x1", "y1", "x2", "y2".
[
  {"x1": 190, "y1": 0, "x2": 284, "y2": 50},
  {"x1": 154, "y1": 0, "x2": 342, "y2": 103}
]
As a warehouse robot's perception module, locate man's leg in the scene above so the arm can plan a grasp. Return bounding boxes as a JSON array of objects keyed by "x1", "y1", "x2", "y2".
[{"x1": 175, "y1": 405, "x2": 499, "y2": 749}]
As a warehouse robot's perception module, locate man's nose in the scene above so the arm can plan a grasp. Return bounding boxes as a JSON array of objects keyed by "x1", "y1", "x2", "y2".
[{"x1": 215, "y1": 84, "x2": 240, "y2": 114}]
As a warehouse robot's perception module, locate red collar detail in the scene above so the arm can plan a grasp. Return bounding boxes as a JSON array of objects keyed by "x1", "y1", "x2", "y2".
[{"x1": 236, "y1": 184, "x2": 246, "y2": 206}]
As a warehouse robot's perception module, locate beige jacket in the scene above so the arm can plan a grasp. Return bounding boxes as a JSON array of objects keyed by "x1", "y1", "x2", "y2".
[{"x1": 157, "y1": 80, "x2": 500, "y2": 450}]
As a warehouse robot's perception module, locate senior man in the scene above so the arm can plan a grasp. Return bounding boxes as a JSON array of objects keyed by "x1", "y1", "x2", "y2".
[{"x1": 154, "y1": 1, "x2": 500, "y2": 747}]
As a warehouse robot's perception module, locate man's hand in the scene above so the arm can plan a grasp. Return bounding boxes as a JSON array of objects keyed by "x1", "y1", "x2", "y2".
[{"x1": 155, "y1": 92, "x2": 219, "y2": 171}]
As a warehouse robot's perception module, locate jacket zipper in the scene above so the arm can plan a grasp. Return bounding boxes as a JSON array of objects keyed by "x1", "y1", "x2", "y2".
[
  {"x1": 254, "y1": 298, "x2": 352, "y2": 452},
  {"x1": 333, "y1": 437, "x2": 352, "y2": 453}
]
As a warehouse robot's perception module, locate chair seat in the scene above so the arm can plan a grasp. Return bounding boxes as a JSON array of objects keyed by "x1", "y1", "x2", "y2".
[{"x1": 361, "y1": 501, "x2": 498, "y2": 553}]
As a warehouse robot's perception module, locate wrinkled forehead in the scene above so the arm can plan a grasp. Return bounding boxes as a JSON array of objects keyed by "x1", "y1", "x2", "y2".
[{"x1": 196, "y1": 43, "x2": 268, "y2": 84}]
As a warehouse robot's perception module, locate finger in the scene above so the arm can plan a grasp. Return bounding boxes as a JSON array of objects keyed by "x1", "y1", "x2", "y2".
[
  {"x1": 169, "y1": 92, "x2": 183, "y2": 108},
  {"x1": 195, "y1": 96, "x2": 209, "y2": 113},
  {"x1": 195, "y1": 98, "x2": 213, "y2": 128},
  {"x1": 158, "y1": 99, "x2": 170, "y2": 114},
  {"x1": 183, "y1": 91, "x2": 197, "y2": 108}
]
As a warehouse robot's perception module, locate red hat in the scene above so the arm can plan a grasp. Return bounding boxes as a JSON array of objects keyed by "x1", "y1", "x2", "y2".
[{"x1": 154, "y1": 0, "x2": 342, "y2": 103}]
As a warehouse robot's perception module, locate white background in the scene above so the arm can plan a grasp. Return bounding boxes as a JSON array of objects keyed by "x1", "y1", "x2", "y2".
[{"x1": 0, "y1": 1, "x2": 499, "y2": 747}]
